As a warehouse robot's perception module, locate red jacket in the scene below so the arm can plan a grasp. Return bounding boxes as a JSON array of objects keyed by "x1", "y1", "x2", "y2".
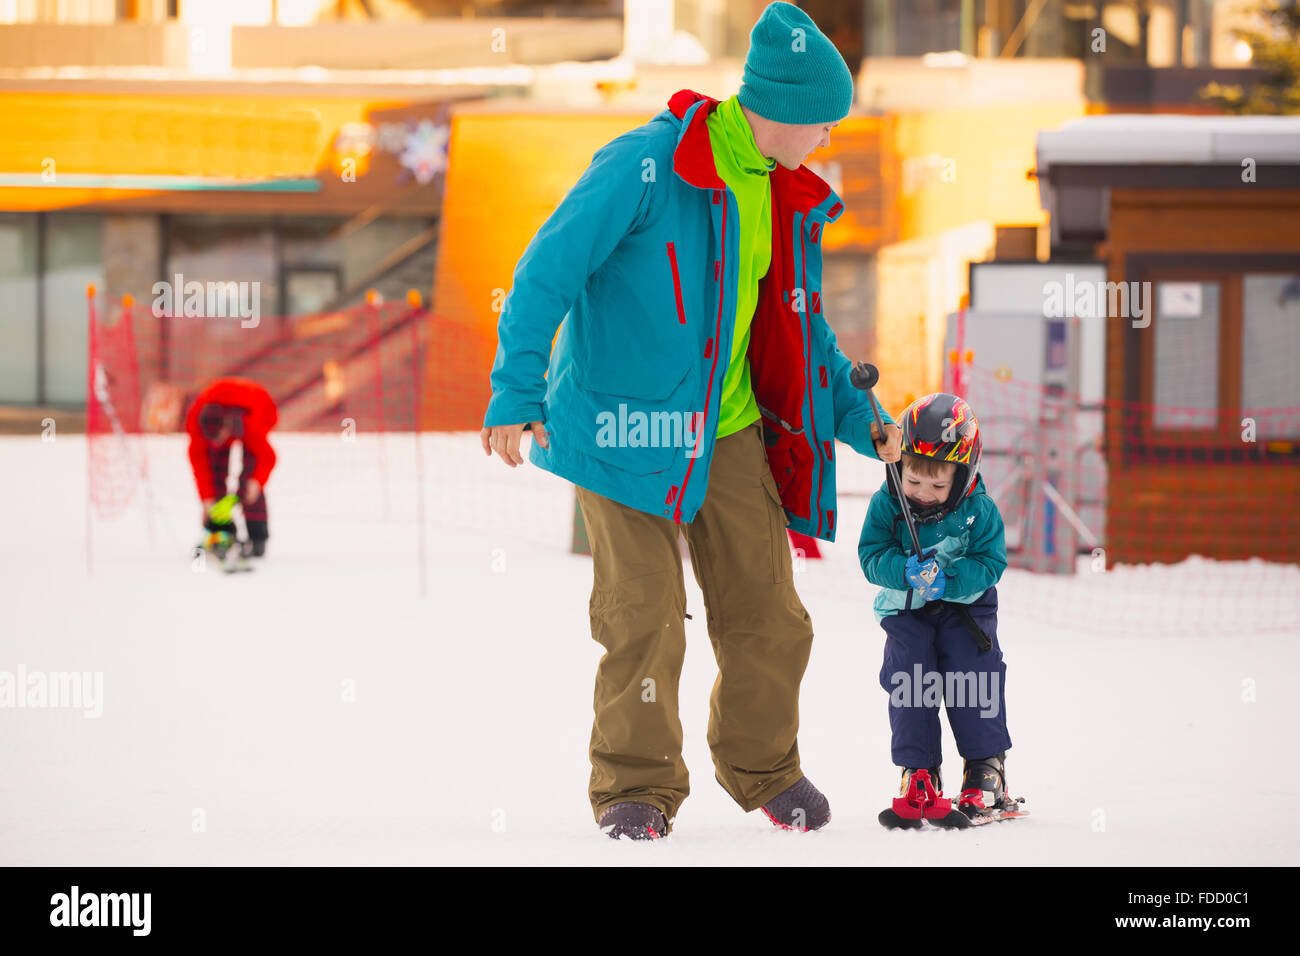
[{"x1": 185, "y1": 378, "x2": 278, "y2": 500}]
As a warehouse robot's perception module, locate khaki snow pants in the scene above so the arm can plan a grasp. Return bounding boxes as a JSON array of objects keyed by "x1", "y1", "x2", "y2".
[{"x1": 575, "y1": 420, "x2": 815, "y2": 831}]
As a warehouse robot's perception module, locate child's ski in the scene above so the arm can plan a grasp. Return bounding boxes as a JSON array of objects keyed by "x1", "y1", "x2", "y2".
[
  {"x1": 957, "y1": 795, "x2": 1029, "y2": 826},
  {"x1": 879, "y1": 803, "x2": 1029, "y2": 829},
  {"x1": 878, "y1": 769, "x2": 1027, "y2": 829},
  {"x1": 878, "y1": 769, "x2": 971, "y2": 829}
]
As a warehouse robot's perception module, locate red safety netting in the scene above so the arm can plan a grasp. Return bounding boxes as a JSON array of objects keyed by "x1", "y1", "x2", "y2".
[
  {"x1": 950, "y1": 363, "x2": 1300, "y2": 570},
  {"x1": 87, "y1": 295, "x2": 147, "y2": 522},
  {"x1": 86, "y1": 292, "x2": 430, "y2": 589},
  {"x1": 789, "y1": 359, "x2": 1300, "y2": 637}
]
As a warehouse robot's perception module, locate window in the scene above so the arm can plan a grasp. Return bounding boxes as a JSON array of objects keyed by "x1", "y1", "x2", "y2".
[
  {"x1": 1241, "y1": 275, "x2": 1300, "y2": 437},
  {"x1": 1133, "y1": 256, "x2": 1300, "y2": 452},
  {"x1": 0, "y1": 215, "x2": 39, "y2": 403},
  {"x1": 0, "y1": 213, "x2": 102, "y2": 405},
  {"x1": 1152, "y1": 280, "x2": 1219, "y2": 429},
  {"x1": 285, "y1": 267, "x2": 342, "y2": 316},
  {"x1": 44, "y1": 214, "x2": 102, "y2": 404}
]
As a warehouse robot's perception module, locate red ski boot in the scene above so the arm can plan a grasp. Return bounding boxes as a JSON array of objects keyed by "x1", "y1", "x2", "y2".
[{"x1": 879, "y1": 767, "x2": 971, "y2": 829}]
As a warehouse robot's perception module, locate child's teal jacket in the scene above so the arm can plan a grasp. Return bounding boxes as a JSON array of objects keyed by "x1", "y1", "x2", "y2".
[{"x1": 858, "y1": 475, "x2": 1007, "y2": 623}]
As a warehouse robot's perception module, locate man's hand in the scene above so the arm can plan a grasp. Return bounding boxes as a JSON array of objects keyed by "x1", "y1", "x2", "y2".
[
  {"x1": 871, "y1": 421, "x2": 902, "y2": 463},
  {"x1": 480, "y1": 421, "x2": 549, "y2": 468},
  {"x1": 244, "y1": 478, "x2": 262, "y2": 504}
]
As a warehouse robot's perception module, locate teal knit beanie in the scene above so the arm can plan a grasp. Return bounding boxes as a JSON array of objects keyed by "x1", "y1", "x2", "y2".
[{"x1": 738, "y1": 1, "x2": 854, "y2": 125}]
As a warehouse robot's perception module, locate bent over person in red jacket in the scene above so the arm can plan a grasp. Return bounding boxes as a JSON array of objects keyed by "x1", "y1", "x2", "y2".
[{"x1": 185, "y1": 378, "x2": 278, "y2": 557}]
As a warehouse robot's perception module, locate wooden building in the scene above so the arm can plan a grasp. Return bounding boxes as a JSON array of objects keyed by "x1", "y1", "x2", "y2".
[{"x1": 1037, "y1": 115, "x2": 1300, "y2": 565}]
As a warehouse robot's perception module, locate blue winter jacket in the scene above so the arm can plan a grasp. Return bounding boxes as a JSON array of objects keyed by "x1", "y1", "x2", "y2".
[
  {"x1": 483, "y1": 89, "x2": 894, "y2": 541},
  {"x1": 857, "y1": 475, "x2": 1008, "y2": 622}
]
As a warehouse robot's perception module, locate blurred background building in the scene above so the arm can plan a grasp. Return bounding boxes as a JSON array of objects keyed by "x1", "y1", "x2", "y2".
[{"x1": 1, "y1": 0, "x2": 1280, "y2": 408}]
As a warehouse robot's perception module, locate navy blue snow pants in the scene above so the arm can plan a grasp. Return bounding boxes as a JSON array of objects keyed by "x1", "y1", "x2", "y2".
[{"x1": 878, "y1": 586, "x2": 1012, "y2": 769}]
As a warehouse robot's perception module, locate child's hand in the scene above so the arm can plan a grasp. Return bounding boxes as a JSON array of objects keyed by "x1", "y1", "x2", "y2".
[{"x1": 905, "y1": 551, "x2": 946, "y2": 600}]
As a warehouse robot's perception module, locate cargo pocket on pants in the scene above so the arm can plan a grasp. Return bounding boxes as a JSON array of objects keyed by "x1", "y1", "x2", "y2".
[{"x1": 760, "y1": 470, "x2": 791, "y2": 584}]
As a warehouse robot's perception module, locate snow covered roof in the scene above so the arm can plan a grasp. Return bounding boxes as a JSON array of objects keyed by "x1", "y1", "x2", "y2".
[{"x1": 1037, "y1": 114, "x2": 1300, "y2": 172}]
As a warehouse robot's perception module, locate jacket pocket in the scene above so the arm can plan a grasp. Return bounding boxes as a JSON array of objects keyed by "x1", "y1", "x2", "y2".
[
  {"x1": 574, "y1": 364, "x2": 696, "y2": 475},
  {"x1": 580, "y1": 238, "x2": 693, "y2": 400},
  {"x1": 581, "y1": 355, "x2": 690, "y2": 401},
  {"x1": 581, "y1": 310, "x2": 692, "y2": 402}
]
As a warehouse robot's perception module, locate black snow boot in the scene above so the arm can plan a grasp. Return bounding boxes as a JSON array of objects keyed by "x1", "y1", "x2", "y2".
[
  {"x1": 959, "y1": 752, "x2": 1015, "y2": 820},
  {"x1": 246, "y1": 520, "x2": 268, "y2": 557},
  {"x1": 761, "y1": 776, "x2": 830, "y2": 831},
  {"x1": 597, "y1": 802, "x2": 667, "y2": 840}
]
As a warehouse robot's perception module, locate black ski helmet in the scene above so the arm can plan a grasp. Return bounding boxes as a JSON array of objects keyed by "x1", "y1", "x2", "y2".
[
  {"x1": 197, "y1": 403, "x2": 244, "y2": 442},
  {"x1": 892, "y1": 392, "x2": 983, "y2": 522}
]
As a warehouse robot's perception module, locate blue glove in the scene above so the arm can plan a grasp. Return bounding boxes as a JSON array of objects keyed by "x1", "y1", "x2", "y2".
[{"x1": 905, "y1": 551, "x2": 946, "y2": 601}]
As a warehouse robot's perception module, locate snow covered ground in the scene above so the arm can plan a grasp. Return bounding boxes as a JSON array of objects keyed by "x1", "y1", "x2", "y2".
[{"x1": 2, "y1": 432, "x2": 1298, "y2": 866}]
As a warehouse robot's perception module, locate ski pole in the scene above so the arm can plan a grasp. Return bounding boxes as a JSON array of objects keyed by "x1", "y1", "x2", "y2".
[
  {"x1": 849, "y1": 361, "x2": 922, "y2": 556},
  {"x1": 850, "y1": 361, "x2": 991, "y2": 653}
]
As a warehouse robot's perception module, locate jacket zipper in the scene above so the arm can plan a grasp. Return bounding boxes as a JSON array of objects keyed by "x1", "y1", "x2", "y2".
[
  {"x1": 665, "y1": 242, "x2": 687, "y2": 325},
  {"x1": 798, "y1": 214, "x2": 825, "y2": 537},
  {"x1": 673, "y1": 189, "x2": 726, "y2": 523}
]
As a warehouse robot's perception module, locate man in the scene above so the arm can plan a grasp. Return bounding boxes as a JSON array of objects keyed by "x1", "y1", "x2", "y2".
[
  {"x1": 186, "y1": 377, "x2": 278, "y2": 557},
  {"x1": 481, "y1": 1, "x2": 901, "y2": 839}
]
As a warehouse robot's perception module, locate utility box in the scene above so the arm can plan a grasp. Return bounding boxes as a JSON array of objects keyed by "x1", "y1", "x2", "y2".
[{"x1": 945, "y1": 261, "x2": 1108, "y2": 572}]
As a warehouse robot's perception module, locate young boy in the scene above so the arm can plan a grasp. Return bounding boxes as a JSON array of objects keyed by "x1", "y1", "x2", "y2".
[{"x1": 857, "y1": 393, "x2": 1023, "y2": 827}]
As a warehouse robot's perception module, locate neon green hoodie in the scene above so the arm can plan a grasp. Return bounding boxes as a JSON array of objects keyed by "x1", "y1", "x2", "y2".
[{"x1": 705, "y1": 94, "x2": 775, "y2": 439}]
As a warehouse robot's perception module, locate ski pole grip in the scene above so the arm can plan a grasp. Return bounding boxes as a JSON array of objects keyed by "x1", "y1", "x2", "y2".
[
  {"x1": 850, "y1": 360, "x2": 925, "y2": 557},
  {"x1": 851, "y1": 361, "x2": 889, "y2": 441},
  {"x1": 849, "y1": 361, "x2": 880, "y2": 391}
]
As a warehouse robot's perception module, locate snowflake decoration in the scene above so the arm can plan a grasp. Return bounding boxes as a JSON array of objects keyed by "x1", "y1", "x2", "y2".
[{"x1": 398, "y1": 120, "x2": 450, "y2": 186}]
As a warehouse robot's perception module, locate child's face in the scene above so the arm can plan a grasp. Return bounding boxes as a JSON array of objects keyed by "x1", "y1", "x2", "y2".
[{"x1": 901, "y1": 460, "x2": 957, "y2": 506}]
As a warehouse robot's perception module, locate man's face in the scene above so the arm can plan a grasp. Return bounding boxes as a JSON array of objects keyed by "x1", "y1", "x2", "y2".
[{"x1": 767, "y1": 119, "x2": 838, "y2": 170}]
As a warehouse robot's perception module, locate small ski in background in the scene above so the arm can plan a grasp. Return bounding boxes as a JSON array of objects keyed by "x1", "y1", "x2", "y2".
[{"x1": 197, "y1": 530, "x2": 255, "y2": 575}]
